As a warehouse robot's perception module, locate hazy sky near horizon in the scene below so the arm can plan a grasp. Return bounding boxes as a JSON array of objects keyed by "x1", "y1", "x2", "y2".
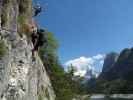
[{"x1": 36, "y1": 0, "x2": 133, "y2": 73}]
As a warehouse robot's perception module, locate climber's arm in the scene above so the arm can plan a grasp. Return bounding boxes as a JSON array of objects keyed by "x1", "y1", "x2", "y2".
[{"x1": 34, "y1": 38, "x2": 38, "y2": 47}]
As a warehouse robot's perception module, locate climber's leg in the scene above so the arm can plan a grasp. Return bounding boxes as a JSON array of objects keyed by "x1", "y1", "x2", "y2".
[
  {"x1": 33, "y1": 5, "x2": 42, "y2": 17},
  {"x1": 34, "y1": 11, "x2": 39, "y2": 17},
  {"x1": 32, "y1": 49, "x2": 36, "y2": 62},
  {"x1": 32, "y1": 42, "x2": 39, "y2": 61}
]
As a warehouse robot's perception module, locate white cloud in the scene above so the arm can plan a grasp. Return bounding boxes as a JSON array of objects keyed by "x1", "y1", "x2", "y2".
[
  {"x1": 65, "y1": 56, "x2": 94, "y2": 70},
  {"x1": 99, "y1": 60, "x2": 104, "y2": 65},
  {"x1": 64, "y1": 54, "x2": 105, "y2": 77},
  {"x1": 74, "y1": 70, "x2": 87, "y2": 77},
  {"x1": 93, "y1": 54, "x2": 105, "y2": 60}
]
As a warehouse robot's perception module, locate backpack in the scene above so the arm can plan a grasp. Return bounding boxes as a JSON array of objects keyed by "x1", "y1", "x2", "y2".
[{"x1": 37, "y1": 29, "x2": 47, "y2": 46}]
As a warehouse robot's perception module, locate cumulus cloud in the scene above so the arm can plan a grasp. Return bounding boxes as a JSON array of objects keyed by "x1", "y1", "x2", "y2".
[
  {"x1": 65, "y1": 56, "x2": 94, "y2": 70},
  {"x1": 93, "y1": 54, "x2": 105, "y2": 60},
  {"x1": 74, "y1": 70, "x2": 87, "y2": 77},
  {"x1": 64, "y1": 54, "x2": 105, "y2": 77},
  {"x1": 99, "y1": 60, "x2": 104, "y2": 65}
]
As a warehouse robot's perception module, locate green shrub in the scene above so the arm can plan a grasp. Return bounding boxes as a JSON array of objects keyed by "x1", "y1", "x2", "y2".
[
  {"x1": 39, "y1": 31, "x2": 86, "y2": 100},
  {"x1": 17, "y1": 15, "x2": 26, "y2": 25},
  {"x1": 17, "y1": 15, "x2": 32, "y2": 37},
  {"x1": 0, "y1": 40, "x2": 7, "y2": 57},
  {"x1": 17, "y1": 0, "x2": 32, "y2": 37},
  {"x1": 38, "y1": 94, "x2": 43, "y2": 100},
  {"x1": 3, "y1": 0, "x2": 10, "y2": 4}
]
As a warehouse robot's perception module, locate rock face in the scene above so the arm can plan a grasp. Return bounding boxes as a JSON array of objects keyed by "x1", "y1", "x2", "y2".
[
  {"x1": 98, "y1": 52, "x2": 119, "y2": 80},
  {"x1": 99, "y1": 48, "x2": 133, "y2": 80},
  {"x1": 84, "y1": 69, "x2": 99, "y2": 80},
  {"x1": 102, "y1": 52, "x2": 119, "y2": 73},
  {"x1": 0, "y1": 0, "x2": 55, "y2": 100},
  {"x1": 0, "y1": 31, "x2": 55, "y2": 100}
]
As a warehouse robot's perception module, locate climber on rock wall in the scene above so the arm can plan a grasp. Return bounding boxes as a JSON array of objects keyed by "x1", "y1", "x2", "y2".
[
  {"x1": 31, "y1": 28, "x2": 47, "y2": 61},
  {"x1": 30, "y1": 3, "x2": 48, "y2": 61},
  {"x1": 33, "y1": 4, "x2": 42, "y2": 17}
]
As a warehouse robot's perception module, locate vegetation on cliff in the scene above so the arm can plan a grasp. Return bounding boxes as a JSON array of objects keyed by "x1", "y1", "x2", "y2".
[{"x1": 38, "y1": 31, "x2": 86, "y2": 100}]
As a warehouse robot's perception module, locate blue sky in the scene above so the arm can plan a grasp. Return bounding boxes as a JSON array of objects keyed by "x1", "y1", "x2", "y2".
[{"x1": 35, "y1": 0, "x2": 133, "y2": 73}]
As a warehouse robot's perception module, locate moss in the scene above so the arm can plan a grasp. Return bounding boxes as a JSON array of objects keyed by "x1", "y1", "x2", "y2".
[
  {"x1": 17, "y1": 15, "x2": 26, "y2": 34},
  {"x1": 45, "y1": 88, "x2": 50, "y2": 99},
  {"x1": 17, "y1": 14, "x2": 32, "y2": 38},
  {"x1": 18, "y1": 0, "x2": 32, "y2": 23},
  {"x1": 17, "y1": 0, "x2": 32, "y2": 37},
  {"x1": 38, "y1": 94, "x2": 43, "y2": 100},
  {"x1": 1, "y1": 0, "x2": 11, "y2": 28},
  {"x1": 3, "y1": 0, "x2": 10, "y2": 5},
  {"x1": 17, "y1": 15, "x2": 26, "y2": 25},
  {"x1": 38, "y1": 86, "x2": 50, "y2": 100},
  {"x1": 19, "y1": 0, "x2": 31, "y2": 15},
  {"x1": 0, "y1": 40, "x2": 7, "y2": 57}
]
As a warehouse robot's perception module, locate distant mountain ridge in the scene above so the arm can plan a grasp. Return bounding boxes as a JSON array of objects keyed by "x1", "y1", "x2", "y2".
[
  {"x1": 99, "y1": 52, "x2": 119, "y2": 80},
  {"x1": 99, "y1": 48, "x2": 133, "y2": 81},
  {"x1": 86, "y1": 48, "x2": 133, "y2": 93},
  {"x1": 102, "y1": 52, "x2": 119, "y2": 73}
]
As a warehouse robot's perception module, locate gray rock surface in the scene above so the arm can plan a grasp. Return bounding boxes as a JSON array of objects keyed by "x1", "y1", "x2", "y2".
[
  {"x1": 0, "y1": 1, "x2": 56, "y2": 100},
  {"x1": 0, "y1": 30, "x2": 55, "y2": 100},
  {"x1": 102, "y1": 52, "x2": 119, "y2": 73}
]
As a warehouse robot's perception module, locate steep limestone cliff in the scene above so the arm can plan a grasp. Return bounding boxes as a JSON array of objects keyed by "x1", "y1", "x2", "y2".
[{"x1": 0, "y1": 0, "x2": 55, "y2": 100}]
